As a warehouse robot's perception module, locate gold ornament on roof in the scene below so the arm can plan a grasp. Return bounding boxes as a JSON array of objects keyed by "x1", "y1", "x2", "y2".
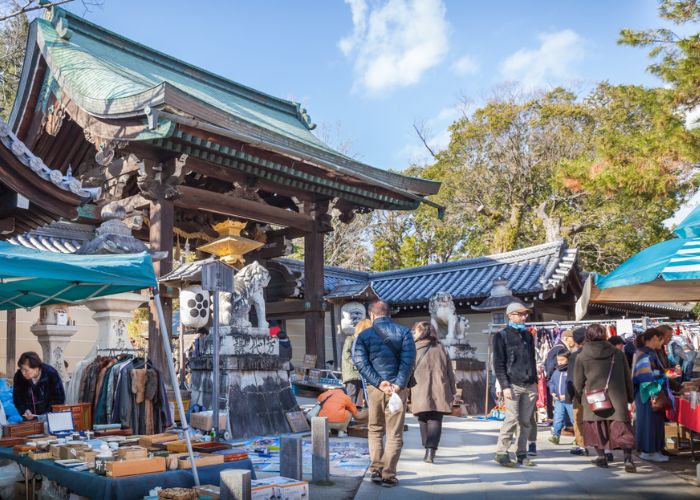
[{"x1": 197, "y1": 220, "x2": 264, "y2": 267}]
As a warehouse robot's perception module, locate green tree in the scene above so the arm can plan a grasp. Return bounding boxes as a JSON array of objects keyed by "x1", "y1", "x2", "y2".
[
  {"x1": 373, "y1": 84, "x2": 700, "y2": 273},
  {"x1": 0, "y1": 7, "x2": 28, "y2": 120},
  {"x1": 619, "y1": 0, "x2": 700, "y2": 109}
]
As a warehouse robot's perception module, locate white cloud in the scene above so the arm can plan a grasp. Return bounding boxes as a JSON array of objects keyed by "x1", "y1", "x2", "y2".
[
  {"x1": 339, "y1": 0, "x2": 449, "y2": 95},
  {"x1": 451, "y1": 55, "x2": 479, "y2": 76},
  {"x1": 500, "y1": 29, "x2": 585, "y2": 90}
]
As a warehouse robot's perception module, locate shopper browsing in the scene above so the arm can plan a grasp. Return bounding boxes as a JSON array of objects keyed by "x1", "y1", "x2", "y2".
[
  {"x1": 493, "y1": 302, "x2": 538, "y2": 467},
  {"x1": 353, "y1": 300, "x2": 416, "y2": 488}
]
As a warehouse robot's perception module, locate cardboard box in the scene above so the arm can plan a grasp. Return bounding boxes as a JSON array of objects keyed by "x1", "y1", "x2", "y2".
[
  {"x1": 165, "y1": 452, "x2": 224, "y2": 470},
  {"x1": 194, "y1": 485, "x2": 220, "y2": 500},
  {"x1": 107, "y1": 457, "x2": 166, "y2": 477},
  {"x1": 138, "y1": 433, "x2": 179, "y2": 448},
  {"x1": 251, "y1": 478, "x2": 277, "y2": 500},
  {"x1": 270, "y1": 476, "x2": 309, "y2": 500},
  {"x1": 189, "y1": 411, "x2": 227, "y2": 432},
  {"x1": 77, "y1": 449, "x2": 96, "y2": 468},
  {"x1": 59, "y1": 444, "x2": 89, "y2": 460},
  {"x1": 251, "y1": 477, "x2": 308, "y2": 500},
  {"x1": 117, "y1": 446, "x2": 148, "y2": 460},
  {"x1": 49, "y1": 444, "x2": 64, "y2": 459}
]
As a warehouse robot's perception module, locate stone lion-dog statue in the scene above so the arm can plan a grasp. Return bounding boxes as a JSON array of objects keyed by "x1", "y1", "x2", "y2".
[{"x1": 429, "y1": 292, "x2": 469, "y2": 343}]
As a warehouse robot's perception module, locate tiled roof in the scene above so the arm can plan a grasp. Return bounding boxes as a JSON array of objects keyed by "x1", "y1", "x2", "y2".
[
  {"x1": 370, "y1": 240, "x2": 577, "y2": 305},
  {"x1": 15, "y1": 8, "x2": 439, "y2": 199},
  {"x1": 273, "y1": 259, "x2": 367, "y2": 295},
  {"x1": 0, "y1": 121, "x2": 98, "y2": 202},
  {"x1": 7, "y1": 221, "x2": 93, "y2": 253},
  {"x1": 275, "y1": 240, "x2": 580, "y2": 305}
]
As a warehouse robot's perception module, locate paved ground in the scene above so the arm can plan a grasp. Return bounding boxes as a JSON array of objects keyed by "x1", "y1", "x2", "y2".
[{"x1": 344, "y1": 415, "x2": 700, "y2": 500}]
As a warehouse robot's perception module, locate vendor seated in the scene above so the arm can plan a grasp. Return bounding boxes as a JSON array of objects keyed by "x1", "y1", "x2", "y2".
[
  {"x1": 317, "y1": 387, "x2": 358, "y2": 437},
  {"x1": 12, "y1": 352, "x2": 65, "y2": 420}
]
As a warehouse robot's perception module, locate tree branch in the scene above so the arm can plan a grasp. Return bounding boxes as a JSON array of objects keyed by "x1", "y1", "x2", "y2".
[
  {"x1": 0, "y1": 0, "x2": 74, "y2": 22},
  {"x1": 413, "y1": 121, "x2": 437, "y2": 159}
]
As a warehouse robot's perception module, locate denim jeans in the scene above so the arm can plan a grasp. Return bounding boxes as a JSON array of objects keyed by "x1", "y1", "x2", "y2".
[{"x1": 552, "y1": 399, "x2": 574, "y2": 437}]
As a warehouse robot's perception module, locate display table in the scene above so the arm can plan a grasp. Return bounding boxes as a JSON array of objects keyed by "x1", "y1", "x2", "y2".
[
  {"x1": 676, "y1": 397, "x2": 700, "y2": 433},
  {"x1": 0, "y1": 447, "x2": 255, "y2": 500}
]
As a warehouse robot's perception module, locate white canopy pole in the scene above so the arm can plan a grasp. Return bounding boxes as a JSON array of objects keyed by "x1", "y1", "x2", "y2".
[{"x1": 152, "y1": 287, "x2": 200, "y2": 486}]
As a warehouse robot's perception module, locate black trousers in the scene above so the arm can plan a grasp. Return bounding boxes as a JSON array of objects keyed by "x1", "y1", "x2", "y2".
[{"x1": 416, "y1": 411, "x2": 444, "y2": 449}]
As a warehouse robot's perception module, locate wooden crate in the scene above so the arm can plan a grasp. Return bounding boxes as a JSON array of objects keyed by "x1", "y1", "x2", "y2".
[
  {"x1": 117, "y1": 446, "x2": 148, "y2": 460},
  {"x1": 51, "y1": 403, "x2": 92, "y2": 431},
  {"x1": 138, "y1": 433, "x2": 179, "y2": 448},
  {"x1": 107, "y1": 457, "x2": 166, "y2": 477},
  {"x1": 3, "y1": 421, "x2": 44, "y2": 438},
  {"x1": 166, "y1": 452, "x2": 224, "y2": 470}
]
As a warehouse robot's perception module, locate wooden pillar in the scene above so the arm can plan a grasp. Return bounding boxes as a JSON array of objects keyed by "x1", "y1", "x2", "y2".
[
  {"x1": 304, "y1": 224, "x2": 325, "y2": 368},
  {"x1": 148, "y1": 198, "x2": 174, "y2": 379},
  {"x1": 5, "y1": 309, "x2": 15, "y2": 376}
]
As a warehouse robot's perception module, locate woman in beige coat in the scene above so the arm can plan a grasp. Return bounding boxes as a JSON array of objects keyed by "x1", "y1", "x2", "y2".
[{"x1": 410, "y1": 321, "x2": 458, "y2": 463}]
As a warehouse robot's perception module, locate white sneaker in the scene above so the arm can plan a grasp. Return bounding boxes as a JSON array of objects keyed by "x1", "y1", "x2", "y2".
[
  {"x1": 651, "y1": 452, "x2": 669, "y2": 462},
  {"x1": 337, "y1": 431, "x2": 347, "y2": 438},
  {"x1": 639, "y1": 452, "x2": 654, "y2": 461}
]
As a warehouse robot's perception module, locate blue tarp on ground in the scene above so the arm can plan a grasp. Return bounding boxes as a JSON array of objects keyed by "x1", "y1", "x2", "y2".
[{"x1": 0, "y1": 241, "x2": 156, "y2": 310}]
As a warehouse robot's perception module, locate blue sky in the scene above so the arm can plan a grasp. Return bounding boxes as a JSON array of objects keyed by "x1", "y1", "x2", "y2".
[{"x1": 66, "y1": 0, "x2": 667, "y2": 170}]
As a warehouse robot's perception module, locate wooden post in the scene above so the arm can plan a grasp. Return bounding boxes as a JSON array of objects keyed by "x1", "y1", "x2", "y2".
[
  {"x1": 304, "y1": 222, "x2": 325, "y2": 368},
  {"x1": 148, "y1": 198, "x2": 174, "y2": 379},
  {"x1": 5, "y1": 309, "x2": 15, "y2": 376}
]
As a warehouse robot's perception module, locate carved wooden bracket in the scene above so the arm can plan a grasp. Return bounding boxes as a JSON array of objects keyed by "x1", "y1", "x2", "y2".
[{"x1": 137, "y1": 154, "x2": 189, "y2": 201}]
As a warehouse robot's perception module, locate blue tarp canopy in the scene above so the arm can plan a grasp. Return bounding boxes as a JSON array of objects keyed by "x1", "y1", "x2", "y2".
[
  {"x1": 0, "y1": 241, "x2": 156, "y2": 311},
  {"x1": 595, "y1": 238, "x2": 700, "y2": 290}
]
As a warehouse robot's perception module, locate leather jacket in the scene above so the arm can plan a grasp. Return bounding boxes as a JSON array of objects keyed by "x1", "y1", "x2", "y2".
[{"x1": 492, "y1": 325, "x2": 537, "y2": 389}]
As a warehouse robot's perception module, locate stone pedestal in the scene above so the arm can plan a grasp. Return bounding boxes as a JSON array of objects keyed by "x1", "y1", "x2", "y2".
[
  {"x1": 30, "y1": 323, "x2": 77, "y2": 382},
  {"x1": 441, "y1": 339, "x2": 489, "y2": 415},
  {"x1": 83, "y1": 292, "x2": 147, "y2": 355},
  {"x1": 190, "y1": 325, "x2": 299, "y2": 439}
]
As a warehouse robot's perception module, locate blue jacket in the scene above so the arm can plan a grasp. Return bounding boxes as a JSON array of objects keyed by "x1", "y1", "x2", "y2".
[
  {"x1": 352, "y1": 317, "x2": 416, "y2": 390},
  {"x1": 548, "y1": 366, "x2": 570, "y2": 402}
]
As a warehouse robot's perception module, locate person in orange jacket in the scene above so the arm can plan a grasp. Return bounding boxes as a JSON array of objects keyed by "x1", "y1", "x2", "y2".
[{"x1": 317, "y1": 387, "x2": 358, "y2": 437}]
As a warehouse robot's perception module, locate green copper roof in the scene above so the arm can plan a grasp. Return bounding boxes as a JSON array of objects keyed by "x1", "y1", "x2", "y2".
[{"x1": 12, "y1": 7, "x2": 440, "y2": 201}]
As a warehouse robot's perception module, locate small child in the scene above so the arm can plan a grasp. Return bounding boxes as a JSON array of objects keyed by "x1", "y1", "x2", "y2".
[{"x1": 548, "y1": 351, "x2": 574, "y2": 445}]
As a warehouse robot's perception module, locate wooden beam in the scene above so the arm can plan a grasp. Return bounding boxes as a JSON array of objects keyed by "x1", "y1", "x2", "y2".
[
  {"x1": 186, "y1": 157, "x2": 316, "y2": 202},
  {"x1": 304, "y1": 224, "x2": 325, "y2": 367},
  {"x1": 148, "y1": 197, "x2": 174, "y2": 383},
  {"x1": 0, "y1": 217, "x2": 14, "y2": 235},
  {"x1": 5, "y1": 310, "x2": 15, "y2": 378},
  {"x1": 176, "y1": 185, "x2": 315, "y2": 232},
  {"x1": 266, "y1": 300, "x2": 307, "y2": 316}
]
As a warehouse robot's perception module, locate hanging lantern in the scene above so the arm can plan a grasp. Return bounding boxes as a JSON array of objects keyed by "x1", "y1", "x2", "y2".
[{"x1": 180, "y1": 285, "x2": 210, "y2": 328}]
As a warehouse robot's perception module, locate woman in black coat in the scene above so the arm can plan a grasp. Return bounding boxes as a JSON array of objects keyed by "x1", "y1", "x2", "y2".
[{"x1": 13, "y1": 352, "x2": 65, "y2": 419}]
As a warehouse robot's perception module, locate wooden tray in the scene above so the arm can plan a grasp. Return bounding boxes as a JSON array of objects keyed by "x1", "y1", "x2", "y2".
[
  {"x1": 138, "y1": 433, "x2": 178, "y2": 448},
  {"x1": 3, "y1": 421, "x2": 44, "y2": 438},
  {"x1": 191, "y1": 442, "x2": 231, "y2": 453},
  {"x1": 0, "y1": 437, "x2": 27, "y2": 447}
]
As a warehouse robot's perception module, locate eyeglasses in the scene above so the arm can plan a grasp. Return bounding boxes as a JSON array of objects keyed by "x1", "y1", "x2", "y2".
[{"x1": 510, "y1": 312, "x2": 529, "y2": 318}]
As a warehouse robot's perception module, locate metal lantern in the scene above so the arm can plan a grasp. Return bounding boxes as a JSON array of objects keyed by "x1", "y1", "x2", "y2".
[{"x1": 179, "y1": 285, "x2": 210, "y2": 328}]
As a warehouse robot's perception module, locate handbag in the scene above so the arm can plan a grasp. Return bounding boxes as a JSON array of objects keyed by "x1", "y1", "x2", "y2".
[
  {"x1": 651, "y1": 387, "x2": 672, "y2": 412},
  {"x1": 372, "y1": 327, "x2": 417, "y2": 388},
  {"x1": 585, "y1": 355, "x2": 615, "y2": 416}
]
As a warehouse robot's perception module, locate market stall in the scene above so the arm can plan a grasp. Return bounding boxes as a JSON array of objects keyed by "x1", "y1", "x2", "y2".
[{"x1": 0, "y1": 241, "x2": 254, "y2": 497}]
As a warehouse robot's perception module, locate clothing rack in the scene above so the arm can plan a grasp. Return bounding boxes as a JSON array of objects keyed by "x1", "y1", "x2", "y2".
[{"x1": 96, "y1": 348, "x2": 145, "y2": 356}]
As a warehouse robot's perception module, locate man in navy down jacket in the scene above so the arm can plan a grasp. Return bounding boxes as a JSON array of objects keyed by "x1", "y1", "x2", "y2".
[{"x1": 353, "y1": 300, "x2": 416, "y2": 488}]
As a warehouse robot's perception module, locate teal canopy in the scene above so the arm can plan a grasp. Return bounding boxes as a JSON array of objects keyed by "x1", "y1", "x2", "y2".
[
  {"x1": 595, "y1": 238, "x2": 700, "y2": 289},
  {"x1": 673, "y1": 204, "x2": 700, "y2": 239},
  {"x1": 0, "y1": 241, "x2": 156, "y2": 310}
]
